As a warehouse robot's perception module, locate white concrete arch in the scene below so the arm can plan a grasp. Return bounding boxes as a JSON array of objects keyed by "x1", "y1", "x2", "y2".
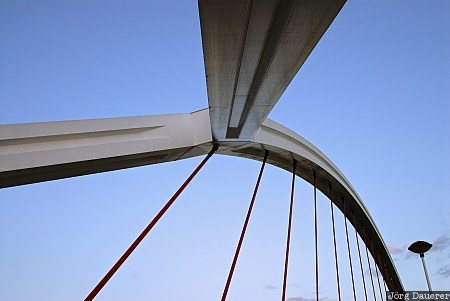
[
  {"x1": 0, "y1": 108, "x2": 403, "y2": 291},
  {"x1": 0, "y1": 0, "x2": 406, "y2": 292}
]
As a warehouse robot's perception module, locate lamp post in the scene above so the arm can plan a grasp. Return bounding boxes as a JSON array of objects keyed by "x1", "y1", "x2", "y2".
[{"x1": 408, "y1": 240, "x2": 433, "y2": 293}]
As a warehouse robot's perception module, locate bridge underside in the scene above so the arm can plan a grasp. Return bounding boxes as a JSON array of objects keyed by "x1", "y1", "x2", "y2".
[
  {"x1": 200, "y1": 0, "x2": 346, "y2": 140},
  {"x1": 0, "y1": 0, "x2": 404, "y2": 294},
  {"x1": 0, "y1": 109, "x2": 403, "y2": 291}
]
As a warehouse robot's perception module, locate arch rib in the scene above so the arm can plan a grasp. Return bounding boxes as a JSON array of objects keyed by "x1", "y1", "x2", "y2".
[{"x1": 0, "y1": 109, "x2": 403, "y2": 292}]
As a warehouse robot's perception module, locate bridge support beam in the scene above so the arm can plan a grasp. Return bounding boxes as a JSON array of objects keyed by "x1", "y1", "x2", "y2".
[
  {"x1": 0, "y1": 109, "x2": 403, "y2": 292},
  {"x1": 0, "y1": 109, "x2": 212, "y2": 188}
]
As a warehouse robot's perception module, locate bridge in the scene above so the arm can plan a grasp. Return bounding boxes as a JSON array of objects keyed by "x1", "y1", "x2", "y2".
[{"x1": 0, "y1": 1, "x2": 404, "y2": 300}]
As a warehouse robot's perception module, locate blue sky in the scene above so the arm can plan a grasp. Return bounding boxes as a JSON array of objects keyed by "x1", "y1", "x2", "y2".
[{"x1": 0, "y1": 1, "x2": 449, "y2": 300}]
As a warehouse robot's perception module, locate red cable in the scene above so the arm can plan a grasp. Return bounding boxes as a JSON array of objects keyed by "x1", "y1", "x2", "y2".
[
  {"x1": 313, "y1": 171, "x2": 319, "y2": 301},
  {"x1": 374, "y1": 256, "x2": 384, "y2": 300},
  {"x1": 385, "y1": 265, "x2": 395, "y2": 291},
  {"x1": 377, "y1": 251, "x2": 393, "y2": 292},
  {"x1": 221, "y1": 150, "x2": 269, "y2": 301},
  {"x1": 389, "y1": 271, "x2": 395, "y2": 291},
  {"x1": 343, "y1": 200, "x2": 357, "y2": 301},
  {"x1": 84, "y1": 145, "x2": 218, "y2": 301},
  {"x1": 354, "y1": 212, "x2": 369, "y2": 301},
  {"x1": 362, "y1": 227, "x2": 377, "y2": 301},
  {"x1": 282, "y1": 160, "x2": 297, "y2": 301},
  {"x1": 329, "y1": 186, "x2": 341, "y2": 301},
  {"x1": 370, "y1": 240, "x2": 384, "y2": 299}
]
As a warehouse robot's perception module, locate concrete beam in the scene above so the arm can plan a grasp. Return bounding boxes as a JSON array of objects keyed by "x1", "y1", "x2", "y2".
[
  {"x1": 0, "y1": 109, "x2": 212, "y2": 188},
  {"x1": 0, "y1": 110, "x2": 403, "y2": 291},
  {"x1": 199, "y1": 0, "x2": 346, "y2": 140}
]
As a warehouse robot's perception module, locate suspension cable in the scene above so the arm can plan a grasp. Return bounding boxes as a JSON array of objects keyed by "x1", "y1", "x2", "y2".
[
  {"x1": 221, "y1": 150, "x2": 269, "y2": 301},
  {"x1": 377, "y1": 251, "x2": 392, "y2": 292},
  {"x1": 384, "y1": 263, "x2": 395, "y2": 291},
  {"x1": 370, "y1": 240, "x2": 383, "y2": 299},
  {"x1": 374, "y1": 255, "x2": 384, "y2": 299},
  {"x1": 329, "y1": 185, "x2": 341, "y2": 301},
  {"x1": 343, "y1": 199, "x2": 357, "y2": 301},
  {"x1": 282, "y1": 160, "x2": 297, "y2": 301},
  {"x1": 354, "y1": 212, "x2": 369, "y2": 301},
  {"x1": 84, "y1": 145, "x2": 218, "y2": 301},
  {"x1": 313, "y1": 171, "x2": 319, "y2": 301},
  {"x1": 388, "y1": 268, "x2": 395, "y2": 291},
  {"x1": 383, "y1": 277, "x2": 389, "y2": 293},
  {"x1": 362, "y1": 227, "x2": 377, "y2": 301}
]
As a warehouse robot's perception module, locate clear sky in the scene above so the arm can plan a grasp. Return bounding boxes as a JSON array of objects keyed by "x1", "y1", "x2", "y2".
[{"x1": 0, "y1": 1, "x2": 449, "y2": 300}]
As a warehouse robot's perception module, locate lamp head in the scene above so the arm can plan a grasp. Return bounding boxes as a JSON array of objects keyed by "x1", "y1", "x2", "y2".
[{"x1": 408, "y1": 240, "x2": 432, "y2": 256}]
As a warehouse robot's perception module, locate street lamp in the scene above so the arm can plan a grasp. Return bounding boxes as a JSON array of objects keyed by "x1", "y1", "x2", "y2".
[{"x1": 408, "y1": 240, "x2": 433, "y2": 293}]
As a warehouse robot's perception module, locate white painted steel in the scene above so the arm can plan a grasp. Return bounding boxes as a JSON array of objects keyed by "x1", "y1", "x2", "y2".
[
  {"x1": 0, "y1": 110, "x2": 213, "y2": 187},
  {"x1": 200, "y1": 0, "x2": 346, "y2": 139},
  {"x1": 0, "y1": 110, "x2": 403, "y2": 291},
  {"x1": 0, "y1": 0, "x2": 404, "y2": 292}
]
